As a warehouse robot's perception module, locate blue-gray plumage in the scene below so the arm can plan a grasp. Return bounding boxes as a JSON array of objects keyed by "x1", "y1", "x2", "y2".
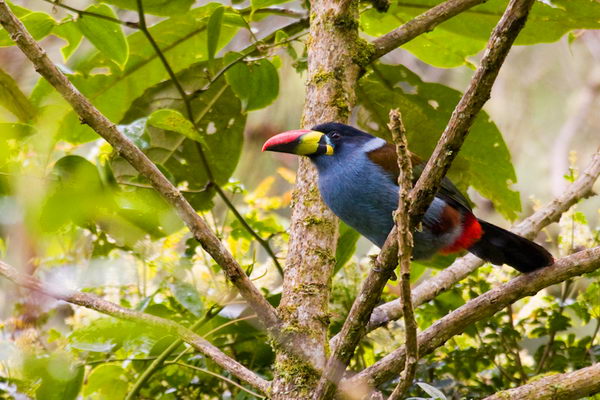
[
  {"x1": 310, "y1": 126, "x2": 460, "y2": 259},
  {"x1": 262, "y1": 122, "x2": 554, "y2": 273}
]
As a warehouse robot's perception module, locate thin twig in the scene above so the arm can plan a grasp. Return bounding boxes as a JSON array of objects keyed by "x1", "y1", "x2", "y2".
[
  {"x1": 388, "y1": 110, "x2": 418, "y2": 400},
  {"x1": 0, "y1": 259, "x2": 270, "y2": 394},
  {"x1": 42, "y1": 0, "x2": 139, "y2": 28}
]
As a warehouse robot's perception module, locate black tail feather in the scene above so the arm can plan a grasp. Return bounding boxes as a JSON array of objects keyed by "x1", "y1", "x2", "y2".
[{"x1": 468, "y1": 220, "x2": 554, "y2": 273}]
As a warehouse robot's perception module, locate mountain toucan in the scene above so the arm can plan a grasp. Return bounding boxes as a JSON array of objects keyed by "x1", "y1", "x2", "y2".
[{"x1": 262, "y1": 122, "x2": 554, "y2": 273}]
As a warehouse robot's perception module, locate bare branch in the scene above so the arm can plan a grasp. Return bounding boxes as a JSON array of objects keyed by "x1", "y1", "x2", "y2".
[
  {"x1": 0, "y1": 0, "x2": 282, "y2": 335},
  {"x1": 483, "y1": 363, "x2": 600, "y2": 400},
  {"x1": 367, "y1": 144, "x2": 600, "y2": 331},
  {"x1": 345, "y1": 246, "x2": 600, "y2": 389},
  {"x1": 369, "y1": 0, "x2": 487, "y2": 62},
  {"x1": 388, "y1": 110, "x2": 418, "y2": 400},
  {"x1": 0, "y1": 260, "x2": 270, "y2": 394}
]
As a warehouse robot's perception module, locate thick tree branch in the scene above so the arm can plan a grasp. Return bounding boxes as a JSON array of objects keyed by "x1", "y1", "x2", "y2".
[
  {"x1": 369, "y1": 0, "x2": 487, "y2": 62},
  {"x1": 0, "y1": 0, "x2": 282, "y2": 337},
  {"x1": 388, "y1": 110, "x2": 417, "y2": 400},
  {"x1": 0, "y1": 260, "x2": 270, "y2": 394},
  {"x1": 345, "y1": 246, "x2": 600, "y2": 389},
  {"x1": 271, "y1": 0, "x2": 362, "y2": 396},
  {"x1": 326, "y1": 0, "x2": 534, "y2": 383},
  {"x1": 483, "y1": 362, "x2": 600, "y2": 400},
  {"x1": 367, "y1": 144, "x2": 600, "y2": 331}
]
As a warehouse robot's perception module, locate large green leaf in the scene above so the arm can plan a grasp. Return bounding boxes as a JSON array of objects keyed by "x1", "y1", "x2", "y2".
[
  {"x1": 225, "y1": 56, "x2": 279, "y2": 111},
  {"x1": 59, "y1": 3, "x2": 240, "y2": 143},
  {"x1": 102, "y1": 0, "x2": 195, "y2": 16},
  {"x1": 75, "y1": 4, "x2": 129, "y2": 68},
  {"x1": 113, "y1": 63, "x2": 246, "y2": 210},
  {"x1": 356, "y1": 64, "x2": 520, "y2": 220},
  {"x1": 0, "y1": 68, "x2": 36, "y2": 122},
  {"x1": 360, "y1": 0, "x2": 600, "y2": 68}
]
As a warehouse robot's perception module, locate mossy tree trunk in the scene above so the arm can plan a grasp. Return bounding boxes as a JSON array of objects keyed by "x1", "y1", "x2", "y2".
[{"x1": 270, "y1": 0, "x2": 367, "y2": 397}]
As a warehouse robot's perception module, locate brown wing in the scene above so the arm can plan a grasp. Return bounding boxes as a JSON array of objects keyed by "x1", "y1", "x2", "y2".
[{"x1": 367, "y1": 142, "x2": 472, "y2": 212}]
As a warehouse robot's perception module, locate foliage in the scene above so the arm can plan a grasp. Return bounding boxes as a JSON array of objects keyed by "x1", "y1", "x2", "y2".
[{"x1": 0, "y1": 0, "x2": 599, "y2": 399}]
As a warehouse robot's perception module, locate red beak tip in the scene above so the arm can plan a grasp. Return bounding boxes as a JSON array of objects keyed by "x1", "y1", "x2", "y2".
[{"x1": 262, "y1": 129, "x2": 311, "y2": 153}]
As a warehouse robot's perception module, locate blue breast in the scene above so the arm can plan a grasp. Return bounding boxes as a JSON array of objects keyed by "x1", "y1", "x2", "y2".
[{"x1": 311, "y1": 146, "x2": 460, "y2": 259}]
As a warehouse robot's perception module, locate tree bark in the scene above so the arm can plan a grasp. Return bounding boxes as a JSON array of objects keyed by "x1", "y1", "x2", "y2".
[{"x1": 270, "y1": 0, "x2": 364, "y2": 397}]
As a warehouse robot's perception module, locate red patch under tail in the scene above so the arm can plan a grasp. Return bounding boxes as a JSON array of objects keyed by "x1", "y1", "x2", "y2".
[{"x1": 441, "y1": 212, "x2": 482, "y2": 254}]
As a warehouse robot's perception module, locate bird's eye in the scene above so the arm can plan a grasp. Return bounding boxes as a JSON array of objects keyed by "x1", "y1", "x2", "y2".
[{"x1": 330, "y1": 132, "x2": 341, "y2": 140}]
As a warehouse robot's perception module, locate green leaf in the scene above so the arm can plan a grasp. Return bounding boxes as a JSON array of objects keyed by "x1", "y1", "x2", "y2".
[
  {"x1": 207, "y1": 6, "x2": 225, "y2": 60},
  {"x1": 357, "y1": 64, "x2": 520, "y2": 219},
  {"x1": 52, "y1": 19, "x2": 83, "y2": 60},
  {"x1": 75, "y1": 4, "x2": 129, "y2": 68},
  {"x1": 102, "y1": 0, "x2": 195, "y2": 16},
  {"x1": 60, "y1": 4, "x2": 240, "y2": 143},
  {"x1": 334, "y1": 221, "x2": 360, "y2": 275},
  {"x1": 0, "y1": 68, "x2": 36, "y2": 122},
  {"x1": 0, "y1": 11, "x2": 56, "y2": 47},
  {"x1": 169, "y1": 280, "x2": 204, "y2": 317},
  {"x1": 225, "y1": 56, "x2": 279, "y2": 111},
  {"x1": 148, "y1": 109, "x2": 203, "y2": 143},
  {"x1": 84, "y1": 365, "x2": 128, "y2": 400}
]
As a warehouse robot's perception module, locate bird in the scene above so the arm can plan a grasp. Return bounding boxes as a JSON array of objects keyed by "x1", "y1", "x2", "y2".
[{"x1": 262, "y1": 122, "x2": 554, "y2": 273}]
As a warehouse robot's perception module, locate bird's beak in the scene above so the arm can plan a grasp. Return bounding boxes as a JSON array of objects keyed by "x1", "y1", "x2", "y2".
[{"x1": 262, "y1": 129, "x2": 334, "y2": 156}]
